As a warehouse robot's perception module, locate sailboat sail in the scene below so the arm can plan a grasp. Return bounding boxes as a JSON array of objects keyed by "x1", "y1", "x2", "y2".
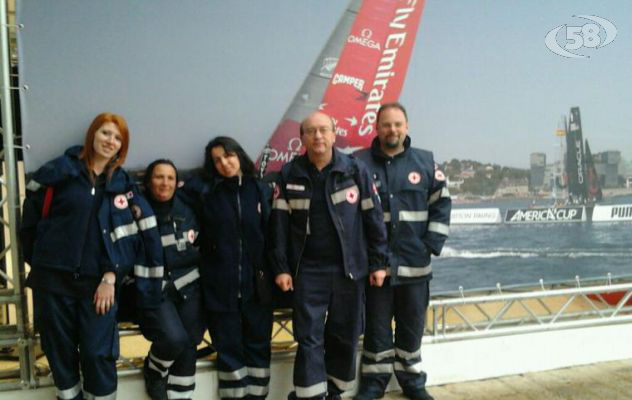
[
  {"x1": 565, "y1": 107, "x2": 587, "y2": 204},
  {"x1": 257, "y1": 0, "x2": 426, "y2": 174},
  {"x1": 584, "y1": 139, "x2": 603, "y2": 203}
]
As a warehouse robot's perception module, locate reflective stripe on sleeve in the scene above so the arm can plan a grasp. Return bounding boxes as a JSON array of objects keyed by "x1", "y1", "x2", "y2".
[
  {"x1": 383, "y1": 212, "x2": 391, "y2": 222},
  {"x1": 428, "y1": 187, "x2": 450, "y2": 205},
  {"x1": 110, "y1": 222, "x2": 138, "y2": 242},
  {"x1": 397, "y1": 265, "x2": 432, "y2": 277},
  {"x1": 428, "y1": 221, "x2": 450, "y2": 235},
  {"x1": 361, "y1": 197, "x2": 374, "y2": 210},
  {"x1": 135, "y1": 265, "x2": 164, "y2": 279},
  {"x1": 272, "y1": 198, "x2": 289, "y2": 211},
  {"x1": 138, "y1": 215, "x2": 157, "y2": 231},
  {"x1": 289, "y1": 198, "x2": 310, "y2": 210},
  {"x1": 399, "y1": 210, "x2": 428, "y2": 222},
  {"x1": 330, "y1": 185, "x2": 359, "y2": 205},
  {"x1": 173, "y1": 268, "x2": 200, "y2": 290}
]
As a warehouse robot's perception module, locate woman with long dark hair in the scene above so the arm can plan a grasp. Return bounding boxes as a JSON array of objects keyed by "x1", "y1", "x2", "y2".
[
  {"x1": 20, "y1": 112, "x2": 163, "y2": 400},
  {"x1": 139, "y1": 159, "x2": 205, "y2": 400},
  {"x1": 182, "y1": 136, "x2": 273, "y2": 399}
]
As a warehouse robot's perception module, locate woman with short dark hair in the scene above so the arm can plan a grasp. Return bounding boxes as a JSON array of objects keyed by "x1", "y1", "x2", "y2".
[{"x1": 139, "y1": 159, "x2": 205, "y2": 400}]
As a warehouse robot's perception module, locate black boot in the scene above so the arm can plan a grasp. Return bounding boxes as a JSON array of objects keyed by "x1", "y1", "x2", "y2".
[
  {"x1": 143, "y1": 357, "x2": 168, "y2": 400},
  {"x1": 404, "y1": 387, "x2": 435, "y2": 400}
]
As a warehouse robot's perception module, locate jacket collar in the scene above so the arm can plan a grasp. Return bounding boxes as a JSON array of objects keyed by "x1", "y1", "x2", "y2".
[
  {"x1": 34, "y1": 145, "x2": 128, "y2": 192},
  {"x1": 290, "y1": 148, "x2": 352, "y2": 179}
]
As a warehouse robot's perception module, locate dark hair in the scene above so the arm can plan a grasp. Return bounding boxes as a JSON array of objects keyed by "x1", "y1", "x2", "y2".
[
  {"x1": 143, "y1": 159, "x2": 178, "y2": 191},
  {"x1": 376, "y1": 102, "x2": 408, "y2": 124},
  {"x1": 203, "y1": 136, "x2": 255, "y2": 179}
]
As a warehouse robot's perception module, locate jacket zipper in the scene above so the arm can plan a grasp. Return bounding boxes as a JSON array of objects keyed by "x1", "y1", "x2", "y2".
[
  {"x1": 76, "y1": 183, "x2": 96, "y2": 278},
  {"x1": 236, "y1": 176, "x2": 243, "y2": 299}
]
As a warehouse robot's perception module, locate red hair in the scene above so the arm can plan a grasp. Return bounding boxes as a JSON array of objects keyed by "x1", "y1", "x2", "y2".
[{"x1": 79, "y1": 112, "x2": 130, "y2": 179}]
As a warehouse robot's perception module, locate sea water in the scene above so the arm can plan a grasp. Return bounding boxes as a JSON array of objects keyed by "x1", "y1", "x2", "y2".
[{"x1": 432, "y1": 196, "x2": 632, "y2": 294}]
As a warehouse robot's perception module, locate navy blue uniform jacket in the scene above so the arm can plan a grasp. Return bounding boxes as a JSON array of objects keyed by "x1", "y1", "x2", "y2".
[
  {"x1": 20, "y1": 146, "x2": 164, "y2": 308},
  {"x1": 269, "y1": 149, "x2": 388, "y2": 280}
]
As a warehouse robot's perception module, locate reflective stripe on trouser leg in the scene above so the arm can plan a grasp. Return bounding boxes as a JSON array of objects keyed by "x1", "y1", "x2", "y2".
[
  {"x1": 324, "y1": 271, "x2": 364, "y2": 395},
  {"x1": 393, "y1": 281, "x2": 430, "y2": 393},
  {"x1": 358, "y1": 281, "x2": 396, "y2": 397},
  {"x1": 32, "y1": 291, "x2": 83, "y2": 400},
  {"x1": 208, "y1": 310, "x2": 248, "y2": 399},
  {"x1": 167, "y1": 345, "x2": 198, "y2": 399},
  {"x1": 292, "y1": 264, "x2": 333, "y2": 399},
  {"x1": 242, "y1": 299, "x2": 273, "y2": 399}
]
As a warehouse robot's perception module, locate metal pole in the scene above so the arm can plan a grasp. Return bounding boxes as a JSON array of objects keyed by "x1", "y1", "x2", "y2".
[{"x1": 0, "y1": 0, "x2": 33, "y2": 387}]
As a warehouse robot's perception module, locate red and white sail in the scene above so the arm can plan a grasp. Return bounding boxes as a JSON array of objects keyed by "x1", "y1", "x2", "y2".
[{"x1": 257, "y1": 0, "x2": 426, "y2": 174}]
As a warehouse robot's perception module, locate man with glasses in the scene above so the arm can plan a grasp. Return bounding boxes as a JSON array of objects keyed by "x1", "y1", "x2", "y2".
[{"x1": 270, "y1": 111, "x2": 388, "y2": 400}]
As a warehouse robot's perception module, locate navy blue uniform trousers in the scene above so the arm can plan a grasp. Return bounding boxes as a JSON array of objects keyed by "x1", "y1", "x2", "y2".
[
  {"x1": 206, "y1": 298, "x2": 273, "y2": 399},
  {"x1": 140, "y1": 285, "x2": 205, "y2": 399},
  {"x1": 292, "y1": 263, "x2": 364, "y2": 399},
  {"x1": 359, "y1": 280, "x2": 430, "y2": 397},
  {"x1": 33, "y1": 290, "x2": 118, "y2": 400}
]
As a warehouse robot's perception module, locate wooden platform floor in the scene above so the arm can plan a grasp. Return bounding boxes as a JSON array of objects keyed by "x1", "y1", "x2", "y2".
[{"x1": 384, "y1": 358, "x2": 632, "y2": 399}]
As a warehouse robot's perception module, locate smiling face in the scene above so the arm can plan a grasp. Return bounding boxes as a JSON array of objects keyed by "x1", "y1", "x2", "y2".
[
  {"x1": 301, "y1": 112, "x2": 336, "y2": 158},
  {"x1": 376, "y1": 107, "x2": 409, "y2": 155},
  {"x1": 211, "y1": 145, "x2": 242, "y2": 178},
  {"x1": 92, "y1": 122, "x2": 123, "y2": 163},
  {"x1": 149, "y1": 163, "x2": 177, "y2": 202}
]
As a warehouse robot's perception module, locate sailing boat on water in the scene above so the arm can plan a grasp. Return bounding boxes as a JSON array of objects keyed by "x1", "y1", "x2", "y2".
[
  {"x1": 506, "y1": 107, "x2": 602, "y2": 223},
  {"x1": 257, "y1": 0, "x2": 426, "y2": 176}
]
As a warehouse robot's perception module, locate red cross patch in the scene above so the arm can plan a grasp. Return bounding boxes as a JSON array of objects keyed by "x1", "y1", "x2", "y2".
[
  {"x1": 435, "y1": 169, "x2": 446, "y2": 182},
  {"x1": 408, "y1": 171, "x2": 421, "y2": 185},
  {"x1": 114, "y1": 194, "x2": 128, "y2": 209},
  {"x1": 187, "y1": 229, "x2": 196, "y2": 243},
  {"x1": 346, "y1": 188, "x2": 359, "y2": 204}
]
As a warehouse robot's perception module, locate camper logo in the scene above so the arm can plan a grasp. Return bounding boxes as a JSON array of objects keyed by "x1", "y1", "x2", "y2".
[{"x1": 545, "y1": 15, "x2": 617, "y2": 58}]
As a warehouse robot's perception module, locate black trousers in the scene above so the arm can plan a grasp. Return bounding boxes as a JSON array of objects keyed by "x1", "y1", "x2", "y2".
[
  {"x1": 292, "y1": 263, "x2": 364, "y2": 399},
  {"x1": 358, "y1": 280, "x2": 430, "y2": 397},
  {"x1": 207, "y1": 297, "x2": 273, "y2": 399},
  {"x1": 140, "y1": 285, "x2": 205, "y2": 400},
  {"x1": 33, "y1": 289, "x2": 118, "y2": 400}
]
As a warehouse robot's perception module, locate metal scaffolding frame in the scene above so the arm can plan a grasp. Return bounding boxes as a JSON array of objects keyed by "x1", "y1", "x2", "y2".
[{"x1": 0, "y1": 0, "x2": 36, "y2": 391}]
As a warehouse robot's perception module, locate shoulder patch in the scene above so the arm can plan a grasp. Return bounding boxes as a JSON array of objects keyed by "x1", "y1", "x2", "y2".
[{"x1": 114, "y1": 194, "x2": 128, "y2": 209}]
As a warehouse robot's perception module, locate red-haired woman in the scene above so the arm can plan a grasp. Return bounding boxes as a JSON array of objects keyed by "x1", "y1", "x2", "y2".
[{"x1": 20, "y1": 113, "x2": 164, "y2": 400}]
